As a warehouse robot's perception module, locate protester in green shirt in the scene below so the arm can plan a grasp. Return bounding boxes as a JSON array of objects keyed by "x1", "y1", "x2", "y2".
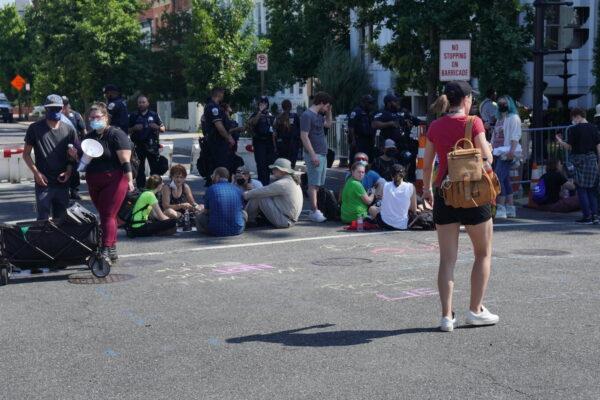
[
  {"x1": 130, "y1": 175, "x2": 177, "y2": 237},
  {"x1": 341, "y1": 162, "x2": 375, "y2": 223}
]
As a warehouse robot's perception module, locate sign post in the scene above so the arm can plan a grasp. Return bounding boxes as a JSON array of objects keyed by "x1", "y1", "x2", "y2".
[
  {"x1": 256, "y1": 53, "x2": 268, "y2": 95},
  {"x1": 439, "y1": 40, "x2": 471, "y2": 82},
  {"x1": 11, "y1": 75, "x2": 26, "y2": 120}
]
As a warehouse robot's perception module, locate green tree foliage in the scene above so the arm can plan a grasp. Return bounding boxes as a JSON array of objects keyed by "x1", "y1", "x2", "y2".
[
  {"x1": 314, "y1": 44, "x2": 372, "y2": 114},
  {"x1": 183, "y1": 0, "x2": 262, "y2": 100},
  {"x1": 25, "y1": 0, "x2": 146, "y2": 109},
  {"x1": 354, "y1": 0, "x2": 532, "y2": 106},
  {"x1": 265, "y1": 0, "x2": 351, "y2": 87},
  {"x1": 472, "y1": 0, "x2": 533, "y2": 99},
  {"x1": 0, "y1": 5, "x2": 29, "y2": 100}
]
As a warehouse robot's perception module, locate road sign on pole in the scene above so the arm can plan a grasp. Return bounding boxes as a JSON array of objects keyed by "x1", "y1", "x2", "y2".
[
  {"x1": 11, "y1": 75, "x2": 26, "y2": 92},
  {"x1": 256, "y1": 54, "x2": 268, "y2": 71},
  {"x1": 439, "y1": 40, "x2": 471, "y2": 82}
]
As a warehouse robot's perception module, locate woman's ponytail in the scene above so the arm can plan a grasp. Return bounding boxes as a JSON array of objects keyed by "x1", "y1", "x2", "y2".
[{"x1": 430, "y1": 94, "x2": 449, "y2": 115}]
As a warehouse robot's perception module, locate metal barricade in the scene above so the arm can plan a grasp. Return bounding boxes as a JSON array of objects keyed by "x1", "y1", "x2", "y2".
[{"x1": 520, "y1": 125, "x2": 570, "y2": 188}]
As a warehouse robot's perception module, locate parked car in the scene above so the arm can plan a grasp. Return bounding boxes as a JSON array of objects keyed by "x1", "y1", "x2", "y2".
[{"x1": 0, "y1": 93, "x2": 14, "y2": 123}]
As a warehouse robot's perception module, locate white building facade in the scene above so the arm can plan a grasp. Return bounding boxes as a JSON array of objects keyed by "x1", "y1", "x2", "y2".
[{"x1": 350, "y1": 0, "x2": 599, "y2": 115}]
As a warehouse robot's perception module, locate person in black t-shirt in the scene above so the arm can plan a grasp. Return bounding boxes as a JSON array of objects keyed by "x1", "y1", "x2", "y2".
[
  {"x1": 371, "y1": 139, "x2": 400, "y2": 181},
  {"x1": 84, "y1": 102, "x2": 134, "y2": 262},
  {"x1": 536, "y1": 159, "x2": 577, "y2": 211},
  {"x1": 23, "y1": 94, "x2": 79, "y2": 220},
  {"x1": 556, "y1": 108, "x2": 600, "y2": 223}
]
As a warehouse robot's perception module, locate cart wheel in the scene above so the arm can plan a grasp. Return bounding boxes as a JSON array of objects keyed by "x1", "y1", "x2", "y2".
[
  {"x1": 0, "y1": 267, "x2": 9, "y2": 286},
  {"x1": 89, "y1": 255, "x2": 111, "y2": 278}
]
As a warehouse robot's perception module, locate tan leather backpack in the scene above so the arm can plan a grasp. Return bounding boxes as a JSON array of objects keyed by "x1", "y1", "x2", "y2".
[{"x1": 442, "y1": 117, "x2": 500, "y2": 208}]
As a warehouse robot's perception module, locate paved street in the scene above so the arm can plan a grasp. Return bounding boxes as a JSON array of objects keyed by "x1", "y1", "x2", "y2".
[{"x1": 0, "y1": 122, "x2": 599, "y2": 399}]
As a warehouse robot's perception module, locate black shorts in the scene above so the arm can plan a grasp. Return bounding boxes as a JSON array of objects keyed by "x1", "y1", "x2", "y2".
[{"x1": 433, "y1": 190, "x2": 491, "y2": 226}]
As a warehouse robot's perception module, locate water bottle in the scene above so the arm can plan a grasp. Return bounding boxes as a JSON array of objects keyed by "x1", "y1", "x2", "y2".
[
  {"x1": 183, "y1": 210, "x2": 191, "y2": 231},
  {"x1": 357, "y1": 217, "x2": 364, "y2": 232}
]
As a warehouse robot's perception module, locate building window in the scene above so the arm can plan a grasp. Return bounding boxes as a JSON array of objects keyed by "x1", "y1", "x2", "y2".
[{"x1": 299, "y1": 86, "x2": 303, "y2": 95}]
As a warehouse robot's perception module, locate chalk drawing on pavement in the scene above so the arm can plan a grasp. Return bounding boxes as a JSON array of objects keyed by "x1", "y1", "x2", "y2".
[{"x1": 376, "y1": 288, "x2": 438, "y2": 302}]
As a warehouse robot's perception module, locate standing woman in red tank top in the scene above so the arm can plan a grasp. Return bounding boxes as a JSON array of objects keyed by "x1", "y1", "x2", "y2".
[{"x1": 422, "y1": 81, "x2": 499, "y2": 332}]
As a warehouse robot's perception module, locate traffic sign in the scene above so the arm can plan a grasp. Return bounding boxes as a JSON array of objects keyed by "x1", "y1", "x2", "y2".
[
  {"x1": 439, "y1": 40, "x2": 471, "y2": 82},
  {"x1": 256, "y1": 54, "x2": 268, "y2": 71},
  {"x1": 11, "y1": 75, "x2": 26, "y2": 92}
]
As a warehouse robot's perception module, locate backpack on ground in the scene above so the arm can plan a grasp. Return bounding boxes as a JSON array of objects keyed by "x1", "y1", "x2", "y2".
[
  {"x1": 408, "y1": 210, "x2": 435, "y2": 230},
  {"x1": 317, "y1": 187, "x2": 340, "y2": 220},
  {"x1": 532, "y1": 177, "x2": 548, "y2": 205}
]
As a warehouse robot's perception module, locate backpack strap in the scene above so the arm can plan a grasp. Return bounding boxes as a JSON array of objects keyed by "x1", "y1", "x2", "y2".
[{"x1": 465, "y1": 115, "x2": 474, "y2": 142}]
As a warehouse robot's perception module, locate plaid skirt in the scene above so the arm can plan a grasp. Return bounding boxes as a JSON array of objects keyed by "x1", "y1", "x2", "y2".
[{"x1": 570, "y1": 153, "x2": 599, "y2": 188}]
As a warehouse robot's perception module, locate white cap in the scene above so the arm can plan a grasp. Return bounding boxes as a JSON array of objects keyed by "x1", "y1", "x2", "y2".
[{"x1": 384, "y1": 139, "x2": 396, "y2": 149}]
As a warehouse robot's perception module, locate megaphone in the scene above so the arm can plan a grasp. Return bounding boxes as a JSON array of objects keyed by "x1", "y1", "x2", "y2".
[{"x1": 77, "y1": 139, "x2": 104, "y2": 172}]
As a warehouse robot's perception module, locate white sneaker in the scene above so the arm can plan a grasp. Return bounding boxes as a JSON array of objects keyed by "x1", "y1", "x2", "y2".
[
  {"x1": 308, "y1": 210, "x2": 327, "y2": 223},
  {"x1": 440, "y1": 313, "x2": 456, "y2": 332},
  {"x1": 495, "y1": 205, "x2": 507, "y2": 220},
  {"x1": 465, "y1": 306, "x2": 499, "y2": 326},
  {"x1": 506, "y1": 205, "x2": 516, "y2": 218}
]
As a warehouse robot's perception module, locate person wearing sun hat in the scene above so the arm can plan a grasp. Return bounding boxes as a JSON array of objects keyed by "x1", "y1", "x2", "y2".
[{"x1": 243, "y1": 158, "x2": 303, "y2": 228}]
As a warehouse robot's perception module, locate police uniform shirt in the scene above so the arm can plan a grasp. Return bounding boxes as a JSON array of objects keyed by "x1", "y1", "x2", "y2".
[
  {"x1": 250, "y1": 111, "x2": 275, "y2": 141},
  {"x1": 349, "y1": 106, "x2": 373, "y2": 138},
  {"x1": 288, "y1": 112, "x2": 300, "y2": 138},
  {"x1": 128, "y1": 110, "x2": 163, "y2": 144},
  {"x1": 66, "y1": 110, "x2": 86, "y2": 139},
  {"x1": 204, "y1": 101, "x2": 227, "y2": 141},
  {"x1": 107, "y1": 97, "x2": 129, "y2": 133},
  {"x1": 373, "y1": 109, "x2": 405, "y2": 143}
]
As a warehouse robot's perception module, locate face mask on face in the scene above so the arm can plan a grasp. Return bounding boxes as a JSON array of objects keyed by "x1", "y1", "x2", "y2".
[
  {"x1": 45, "y1": 108, "x2": 62, "y2": 121},
  {"x1": 90, "y1": 119, "x2": 107, "y2": 130},
  {"x1": 498, "y1": 104, "x2": 509, "y2": 113},
  {"x1": 385, "y1": 149, "x2": 398, "y2": 157}
]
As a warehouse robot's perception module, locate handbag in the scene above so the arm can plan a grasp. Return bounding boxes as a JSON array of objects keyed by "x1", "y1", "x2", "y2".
[{"x1": 441, "y1": 117, "x2": 500, "y2": 209}]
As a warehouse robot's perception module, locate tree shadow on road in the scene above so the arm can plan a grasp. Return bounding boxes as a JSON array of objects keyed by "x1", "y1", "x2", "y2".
[{"x1": 226, "y1": 323, "x2": 439, "y2": 347}]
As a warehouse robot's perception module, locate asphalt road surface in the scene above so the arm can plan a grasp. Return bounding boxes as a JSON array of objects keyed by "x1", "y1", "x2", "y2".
[{"x1": 0, "y1": 140, "x2": 599, "y2": 399}]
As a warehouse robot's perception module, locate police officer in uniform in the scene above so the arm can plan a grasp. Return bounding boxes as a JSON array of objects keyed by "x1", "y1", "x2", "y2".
[
  {"x1": 202, "y1": 87, "x2": 236, "y2": 184},
  {"x1": 274, "y1": 99, "x2": 301, "y2": 169},
  {"x1": 129, "y1": 95, "x2": 166, "y2": 188},
  {"x1": 247, "y1": 96, "x2": 276, "y2": 186},
  {"x1": 103, "y1": 84, "x2": 129, "y2": 134},
  {"x1": 61, "y1": 96, "x2": 87, "y2": 200},
  {"x1": 348, "y1": 94, "x2": 376, "y2": 162}
]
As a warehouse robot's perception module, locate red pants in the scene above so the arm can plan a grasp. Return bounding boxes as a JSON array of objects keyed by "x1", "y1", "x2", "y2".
[{"x1": 86, "y1": 170, "x2": 129, "y2": 247}]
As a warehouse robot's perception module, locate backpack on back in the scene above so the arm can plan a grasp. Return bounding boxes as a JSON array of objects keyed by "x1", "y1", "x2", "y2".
[
  {"x1": 117, "y1": 190, "x2": 141, "y2": 228},
  {"x1": 317, "y1": 187, "x2": 340, "y2": 221}
]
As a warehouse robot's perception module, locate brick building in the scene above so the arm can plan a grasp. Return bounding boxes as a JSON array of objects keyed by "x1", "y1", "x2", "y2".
[{"x1": 139, "y1": 0, "x2": 191, "y2": 46}]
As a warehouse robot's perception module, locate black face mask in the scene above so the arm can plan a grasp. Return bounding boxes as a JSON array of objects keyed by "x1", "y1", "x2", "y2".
[
  {"x1": 498, "y1": 104, "x2": 509, "y2": 113},
  {"x1": 236, "y1": 178, "x2": 246, "y2": 186},
  {"x1": 385, "y1": 149, "x2": 398, "y2": 157}
]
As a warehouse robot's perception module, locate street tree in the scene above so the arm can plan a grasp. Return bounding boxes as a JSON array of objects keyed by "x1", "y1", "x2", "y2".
[
  {"x1": 265, "y1": 0, "x2": 351, "y2": 87},
  {"x1": 0, "y1": 5, "x2": 29, "y2": 99},
  {"x1": 25, "y1": 0, "x2": 146, "y2": 109},
  {"x1": 183, "y1": 0, "x2": 262, "y2": 100},
  {"x1": 314, "y1": 44, "x2": 372, "y2": 114}
]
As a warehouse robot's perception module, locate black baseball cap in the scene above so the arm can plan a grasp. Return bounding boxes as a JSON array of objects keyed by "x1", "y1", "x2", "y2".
[
  {"x1": 443, "y1": 81, "x2": 472, "y2": 99},
  {"x1": 383, "y1": 93, "x2": 399, "y2": 104},
  {"x1": 103, "y1": 84, "x2": 120, "y2": 94}
]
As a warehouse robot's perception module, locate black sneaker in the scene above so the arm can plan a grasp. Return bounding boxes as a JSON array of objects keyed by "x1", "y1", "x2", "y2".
[
  {"x1": 108, "y1": 246, "x2": 118, "y2": 262},
  {"x1": 575, "y1": 217, "x2": 593, "y2": 225},
  {"x1": 100, "y1": 247, "x2": 111, "y2": 260}
]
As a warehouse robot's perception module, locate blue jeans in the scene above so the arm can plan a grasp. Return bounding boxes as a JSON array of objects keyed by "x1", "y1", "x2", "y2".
[
  {"x1": 494, "y1": 159, "x2": 513, "y2": 197},
  {"x1": 576, "y1": 186, "x2": 598, "y2": 218}
]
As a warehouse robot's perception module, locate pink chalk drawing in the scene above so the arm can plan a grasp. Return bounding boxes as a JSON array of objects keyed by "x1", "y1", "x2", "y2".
[
  {"x1": 213, "y1": 264, "x2": 274, "y2": 275},
  {"x1": 376, "y1": 288, "x2": 439, "y2": 301}
]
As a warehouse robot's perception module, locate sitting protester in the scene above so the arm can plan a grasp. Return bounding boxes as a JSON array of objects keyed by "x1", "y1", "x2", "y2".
[
  {"x1": 534, "y1": 159, "x2": 578, "y2": 213},
  {"x1": 130, "y1": 175, "x2": 178, "y2": 237},
  {"x1": 243, "y1": 158, "x2": 303, "y2": 228},
  {"x1": 370, "y1": 164, "x2": 418, "y2": 230},
  {"x1": 234, "y1": 166, "x2": 263, "y2": 192},
  {"x1": 371, "y1": 139, "x2": 400, "y2": 181},
  {"x1": 341, "y1": 162, "x2": 375, "y2": 224},
  {"x1": 344, "y1": 152, "x2": 386, "y2": 204},
  {"x1": 197, "y1": 167, "x2": 247, "y2": 236},
  {"x1": 161, "y1": 164, "x2": 203, "y2": 219}
]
